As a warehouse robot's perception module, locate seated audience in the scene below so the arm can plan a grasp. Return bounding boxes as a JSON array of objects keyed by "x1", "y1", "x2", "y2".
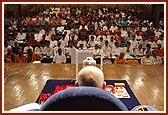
[{"x1": 141, "y1": 50, "x2": 154, "y2": 65}]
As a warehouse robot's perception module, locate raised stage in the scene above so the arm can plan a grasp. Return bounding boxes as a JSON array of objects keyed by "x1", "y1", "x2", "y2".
[{"x1": 3, "y1": 64, "x2": 164, "y2": 111}]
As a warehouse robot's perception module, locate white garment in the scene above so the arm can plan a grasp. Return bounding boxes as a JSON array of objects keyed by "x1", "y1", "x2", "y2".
[
  {"x1": 45, "y1": 35, "x2": 51, "y2": 41},
  {"x1": 148, "y1": 41, "x2": 157, "y2": 48},
  {"x1": 77, "y1": 40, "x2": 87, "y2": 47},
  {"x1": 34, "y1": 33, "x2": 43, "y2": 42},
  {"x1": 53, "y1": 54, "x2": 66, "y2": 63},
  {"x1": 129, "y1": 39, "x2": 138, "y2": 49},
  {"x1": 16, "y1": 32, "x2": 26, "y2": 41},
  {"x1": 134, "y1": 48, "x2": 144, "y2": 57},
  {"x1": 56, "y1": 26, "x2": 64, "y2": 33},
  {"x1": 23, "y1": 46, "x2": 33, "y2": 53},
  {"x1": 53, "y1": 47, "x2": 64, "y2": 56},
  {"x1": 112, "y1": 47, "x2": 120, "y2": 56},
  {"x1": 157, "y1": 40, "x2": 164, "y2": 48},
  {"x1": 50, "y1": 40, "x2": 57, "y2": 48},
  {"x1": 43, "y1": 46, "x2": 53, "y2": 57},
  {"x1": 101, "y1": 45, "x2": 112, "y2": 57},
  {"x1": 96, "y1": 35, "x2": 106, "y2": 41},
  {"x1": 93, "y1": 48, "x2": 101, "y2": 58},
  {"x1": 9, "y1": 103, "x2": 41, "y2": 111},
  {"x1": 34, "y1": 47, "x2": 44, "y2": 56},
  {"x1": 121, "y1": 30, "x2": 128, "y2": 37}
]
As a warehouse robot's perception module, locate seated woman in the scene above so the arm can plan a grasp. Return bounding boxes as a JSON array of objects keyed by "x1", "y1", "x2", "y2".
[{"x1": 113, "y1": 52, "x2": 127, "y2": 64}]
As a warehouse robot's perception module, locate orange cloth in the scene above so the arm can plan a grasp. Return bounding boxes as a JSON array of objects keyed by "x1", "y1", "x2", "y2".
[
  {"x1": 154, "y1": 36, "x2": 158, "y2": 41},
  {"x1": 114, "y1": 29, "x2": 120, "y2": 34},
  {"x1": 96, "y1": 30, "x2": 102, "y2": 36},
  {"x1": 127, "y1": 60, "x2": 139, "y2": 64},
  {"x1": 115, "y1": 34, "x2": 122, "y2": 41},
  {"x1": 31, "y1": 53, "x2": 42, "y2": 62},
  {"x1": 14, "y1": 55, "x2": 27, "y2": 63},
  {"x1": 155, "y1": 48, "x2": 164, "y2": 57},
  {"x1": 113, "y1": 57, "x2": 127, "y2": 64},
  {"x1": 27, "y1": 20, "x2": 34, "y2": 25},
  {"x1": 5, "y1": 53, "x2": 15, "y2": 63}
]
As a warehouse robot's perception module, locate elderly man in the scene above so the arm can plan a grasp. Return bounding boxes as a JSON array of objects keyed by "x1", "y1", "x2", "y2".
[{"x1": 75, "y1": 66, "x2": 106, "y2": 89}]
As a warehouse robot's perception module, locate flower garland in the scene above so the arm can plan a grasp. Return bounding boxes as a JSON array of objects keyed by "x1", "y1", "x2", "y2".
[{"x1": 39, "y1": 84, "x2": 115, "y2": 104}]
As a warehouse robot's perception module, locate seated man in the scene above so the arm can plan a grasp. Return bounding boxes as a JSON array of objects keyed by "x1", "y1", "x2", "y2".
[
  {"x1": 26, "y1": 49, "x2": 42, "y2": 63},
  {"x1": 53, "y1": 48, "x2": 66, "y2": 64},
  {"x1": 141, "y1": 50, "x2": 154, "y2": 65},
  {"x1": 113, "y1": 52, "x2": 127, "y2": 64}
]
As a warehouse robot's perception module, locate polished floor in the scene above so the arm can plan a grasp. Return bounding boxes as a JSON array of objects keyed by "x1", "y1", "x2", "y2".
[{"x1": 3, "y1": 63, "x2": 165, "y2": 112}]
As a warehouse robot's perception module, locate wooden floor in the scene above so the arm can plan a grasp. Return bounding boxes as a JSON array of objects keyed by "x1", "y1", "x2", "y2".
[{"x1": 3, "y1": 63, "x2": 165, "y2": 111}]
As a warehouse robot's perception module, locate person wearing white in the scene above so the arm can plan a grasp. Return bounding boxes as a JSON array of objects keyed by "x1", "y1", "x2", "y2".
[
  {"x1": 34, "y1": 43, "x2": 44, "y2": 56},
  {"x1": 87, "y1": 35, "x2": 96, "y2": 48},
  {"x1": 109, "y1": 23, "x2": 118, "y2": 33},
  {"x1": 154, "y1": 28, "x2": 162, "y2": 38},
  {"x1": 97, "y1": 37, "x2": 105, "y2": 49},
  {"x1": 62, "y1": 31, "x2": 70, "y2": 47},
  {"x1": 45, "y1": 31, "x2": 52, "y2": 41},
  {"x1": 133, "y1": 44, "x2": 144, "y2": 58},
  {"x1": 53, "y1": 48, "x2": 66, "y2": 63},
  {"x1": 152, "y1": 50, "x2": 162, "y2": 65},
  {"x1": 23, "y1": 42, "x2": 33, "y2": 53},
  {"x1": 129, "y1": 37, "x2": 138, "y2": 50},
  {"x1": 120, "y1": 28, "x2": 128, "y2": 38},
  {"x1": 148, "y1": 38, "x2": 157, "y2": 49},
  {"x1": 49, "y1": 27, "x2": 56, "y2": 35},
  {"x1": 77, "y1": 38, "x2": 87, "y2": 48},
  {"x1": 141, "y1": 51, "x2": 154, "y2": 65},
  {"x1": 69, "y1": 31, "x2": 78, "y2": 41},
  {"x1": 16, "y1": 30, "x2": 26, "y2": 41},
  {"x1": 139, "y1": 37, "x2": 148, "y2": 50},
  {"x1": 111, "y1": 42, "x2": 121, "y2": 57},
  {"x1": 79, "y1": 24, "x2": 88, "y2": 31},
  {"x1": 34, "y1": 32, "x2": 43, "y2": 42},
  {"x1": 64, "y1": 42, "x2": 76, "y2": 57},
  {"x1": 49, "y1": 35, "x2": 57, "y2": 48},
  {"x1": 43, "y1": 41, "x2": 54, "y2": 58},
  {"x1": 108, "y1": 36, "x2": 115, "y2": 49},
  {"x1": 157, "y1": 35, "x2": 164, "y2": 48},
  {"x1": 101, "y1": 40, "x2": 112, "y2": 58},
  {"x1": 56, "y1": 26, "x2": 64, "y2": 33},
  {"x1": 96, "y1": 33, "x2": 106, "y2": 41},
  {"x1": 93, "y1": 44, "x2": 101, "y2": 58},
  {"x1": 38, "y1": 26, "x2": 45, "y2": 35},
  {"x1": 53, "y1": 41, "x2": 64, "y2": 56}
]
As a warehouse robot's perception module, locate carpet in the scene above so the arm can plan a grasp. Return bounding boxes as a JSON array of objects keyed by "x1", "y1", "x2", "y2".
[{"x1": 36, "y1": 80, "x2": 140, "y2": 110}]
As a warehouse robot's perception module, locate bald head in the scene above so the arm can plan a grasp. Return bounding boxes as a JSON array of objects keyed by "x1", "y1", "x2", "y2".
[{"x1": 76, "y1": 66, "x2": 106, "y2": 89}]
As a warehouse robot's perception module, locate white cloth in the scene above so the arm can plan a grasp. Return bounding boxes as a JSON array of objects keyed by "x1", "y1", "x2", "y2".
[
  {"x1": 53, "y1": 54, "x2": 66, "y2": 63},
  {"x1": 16, "y1": 33, "x2": 26, "y2": 41},
  {"x1": 9, "y1": 103, "x2": 41, "y2": 111}
]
